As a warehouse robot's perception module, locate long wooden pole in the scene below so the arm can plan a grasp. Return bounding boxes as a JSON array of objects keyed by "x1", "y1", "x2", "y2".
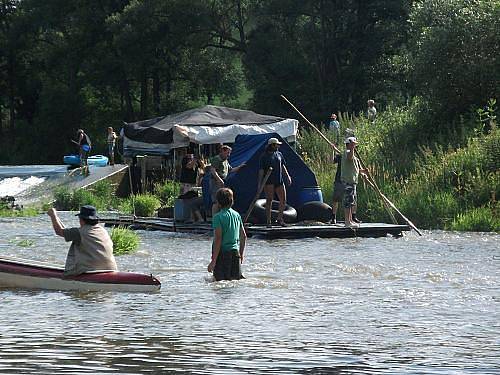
[
  {"x1": 280, "y1": 94, "x2": 422, "y2": 236},
  {"x1": 244, "y1": 168, "x2": 273, "y2": 223},
  {"x1": 354, "y1": 151, "x2": 398, "y2": 225}
]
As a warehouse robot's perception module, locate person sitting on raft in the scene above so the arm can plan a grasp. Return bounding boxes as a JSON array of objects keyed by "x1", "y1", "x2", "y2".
[
  {"x1": 47, "y1": 205, "x2": 118, "y2": 276},
  {"x1": 207, "y1": 188, "x2": 246, "y2": 281}
]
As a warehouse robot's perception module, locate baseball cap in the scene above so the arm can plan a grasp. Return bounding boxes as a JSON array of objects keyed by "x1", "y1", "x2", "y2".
[
  {"x1": 267, "y1": 137, "x2": 282, "y2": 145},
  {"x1": 345, "y1": 136, "x2": 358, "y2": 144}
]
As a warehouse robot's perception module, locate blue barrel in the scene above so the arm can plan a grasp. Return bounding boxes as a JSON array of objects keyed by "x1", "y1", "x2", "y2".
[{"x1": 297, "y1": 186, "x2": 323, "y2": 207}]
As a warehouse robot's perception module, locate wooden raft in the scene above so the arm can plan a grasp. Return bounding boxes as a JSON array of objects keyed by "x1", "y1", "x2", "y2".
[{"x1": 101, "y1": 216, "x2": 410, "y2": 239}]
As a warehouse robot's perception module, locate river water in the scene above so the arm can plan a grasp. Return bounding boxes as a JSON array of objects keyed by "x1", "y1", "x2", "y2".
[{"x1": 0, "y1": 212, "x2": 498, "y2": 374}]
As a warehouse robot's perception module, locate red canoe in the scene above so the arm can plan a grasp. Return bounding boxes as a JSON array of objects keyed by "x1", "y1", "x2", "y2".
[{"x1": 0, "y1": 256, "x2": 161, "y2": 292}]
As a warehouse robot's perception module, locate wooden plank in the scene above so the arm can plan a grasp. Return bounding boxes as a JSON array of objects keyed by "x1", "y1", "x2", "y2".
[{"x1": 101, "y1": 216, "x2": 410, "y2": 239}]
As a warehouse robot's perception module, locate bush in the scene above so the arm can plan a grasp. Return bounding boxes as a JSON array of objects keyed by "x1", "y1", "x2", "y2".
[
  {"x1": 53, "y1": 181, "x2": 120, "y2": 211},
  {"x1": 153, "y1": 180, "x2": 180, "y2": 207},
  {"x1": 450, "y1": 206, "x2": 500, "y2": 232},
  {"x1": 0, "y1": 207, "x2": 39, "y2": 218},
  {"x1": 110, "y1": 226, "x2": 139, "y2": 255},
  {"x1": 132, "y1": 194, "x2": 161, "y2": 217}
]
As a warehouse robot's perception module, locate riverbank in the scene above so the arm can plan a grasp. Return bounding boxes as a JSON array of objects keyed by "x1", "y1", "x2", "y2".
[{"x1": 299, "y1": 102, "x2": 499, "y2": 232}]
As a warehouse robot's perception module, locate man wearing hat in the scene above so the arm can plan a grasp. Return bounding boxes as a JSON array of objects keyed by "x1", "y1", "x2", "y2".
[
  {"x1": 258, "y1": 137, "x2": 292, "y2": 227},
  {"x1": 47, "y1": 205, "x2": 118, "y2": 276},
  {"x1": 341, "y1": 137, "x2": 367, "y2": 228}
]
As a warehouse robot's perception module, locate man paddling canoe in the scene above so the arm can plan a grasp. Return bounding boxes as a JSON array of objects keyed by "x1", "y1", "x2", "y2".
[{"x1": 48, "y1": 205, "x2": 117, "y2": 276}]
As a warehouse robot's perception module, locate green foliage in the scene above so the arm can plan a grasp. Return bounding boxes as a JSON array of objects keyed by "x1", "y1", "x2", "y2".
[
  {"x1": 304, "y1": 103, "x2": 499, "y2": 231},
  {"x1": 153, "y1": 180, "x2": 180, "y2": 207},
  {"x1": 409, "y1": 0, "x2": 500, "y2": 121},
  {"x1": 53, "y1": 180, "x2": 119, "y2": 211},
  {"x1": 131, "y1": 194, "x2": 161, "y2": 217},
  {"x1": 15, "y1": 239, "x2": 35, "y2": 247},
  {"x1": 450, "y1": 206, "x2": 500, "y2": 232},
  {"x1": 110, "y1": 226, "x2": 140, "y2": 255},
  {"x1": 0, "y1": 207, "x2": 39, "y2": 218}
]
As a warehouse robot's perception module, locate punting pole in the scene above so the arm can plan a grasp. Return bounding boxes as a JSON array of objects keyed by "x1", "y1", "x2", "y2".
[{"x1": 280, "y1": 94, "x2": 422, "y2": 236}]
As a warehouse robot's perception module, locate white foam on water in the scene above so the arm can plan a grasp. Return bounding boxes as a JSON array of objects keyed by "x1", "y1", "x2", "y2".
[{"x1": 0, "y1": 176, "x2": 46, "y2": 197}]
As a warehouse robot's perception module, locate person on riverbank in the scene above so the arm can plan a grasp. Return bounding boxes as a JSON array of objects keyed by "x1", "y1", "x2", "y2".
[
  {"x1": 107, "y1": 127, "x2": 118, "y2": 166},
  {"x1": 341, "y1": 137, "x2": 367, "y2": 228},
  {"x1": 328, "y1": 113, "x2": 341, "y2": 144},
  {"x1": 207, "y1": 188, "x2": 246, "y2": 281},
  {"x1": 47, "y1": 205, "x2": 118, "y2": 276},
  {"x1": 258, "y1": 137, "x2": 292, "y2": 227},
  {"x1": 209, "y1": 145, "x2": 245, "y2": 216},
  {"x1": 77, "y1": 129, "x2": 91, "y2": 175},
  {"x1": 367, "y1": 100, "x2": 377, "y2": 123}
]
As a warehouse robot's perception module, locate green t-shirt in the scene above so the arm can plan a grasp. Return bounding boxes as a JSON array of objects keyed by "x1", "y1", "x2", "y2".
[
  {"x1": 340, "y1": 150, "x2": 360, "y2": 184},
  {"x1": 210, "y1": 155, "x2": 230, "y2": 179},
  {"x1": 212, "y1": 208, "x2": 242, "y2": 252}
]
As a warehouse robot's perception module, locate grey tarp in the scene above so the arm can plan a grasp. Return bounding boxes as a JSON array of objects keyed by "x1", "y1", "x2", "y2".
[{"x1": 122, "y1": 105, "x2": 298, "y2": 156}]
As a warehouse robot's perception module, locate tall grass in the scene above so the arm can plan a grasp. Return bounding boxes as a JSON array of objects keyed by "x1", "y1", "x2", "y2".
[
  {"x1": 53, "y1": 180, "x2": 120, "y2": 211},
  {"x1": 299, "y1": 101, "x2": 499, "y2": 231},
  {"x1": 110, "y1": 226, "x2": 140, "y2": 255},
  {"x1": 153, "y1": 180, "x2": 180, "y2": 207}
]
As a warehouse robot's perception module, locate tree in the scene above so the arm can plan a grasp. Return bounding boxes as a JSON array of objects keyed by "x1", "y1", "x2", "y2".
[
  {"x1": 244, "y1": 0, "x2": 412, "y2": 118},
  {"x1": 409, "y1": 0, "x2": 500, "y2": 124}
]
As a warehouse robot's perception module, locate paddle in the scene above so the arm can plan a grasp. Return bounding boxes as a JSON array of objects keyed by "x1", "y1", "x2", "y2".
[
  {"x1": 243, "y1": 167, "x2": 273, "y2": 223},
  {"x1": 280, "y1": 94, "x2": 422, "y2": 236}
]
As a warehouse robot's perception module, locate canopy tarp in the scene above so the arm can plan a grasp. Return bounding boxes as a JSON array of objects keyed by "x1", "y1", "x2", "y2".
[
  {"x1": 222, "y1": 133, "x2": 319, "y2": 214},
  {"x1": 122, "y1": 105, "x2": 298, "y2": 156}
]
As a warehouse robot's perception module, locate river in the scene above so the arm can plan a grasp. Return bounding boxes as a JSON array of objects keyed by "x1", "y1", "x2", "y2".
[{"x1": 0, "y1": 212, "x2": 498, "y2": 374}]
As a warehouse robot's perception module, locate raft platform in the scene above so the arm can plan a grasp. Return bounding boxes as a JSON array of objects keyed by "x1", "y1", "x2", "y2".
[{"x1": 100, "y1": 216, "x2": 410, "y2": 239}]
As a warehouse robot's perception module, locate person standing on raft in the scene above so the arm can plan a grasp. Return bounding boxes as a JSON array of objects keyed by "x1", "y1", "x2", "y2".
[
  {"x1": 341, "y1": 137, "x2": 367, "y2": 228},
  {"x1": 258, "y1": 137, "x2": 292, "y2": 227}
]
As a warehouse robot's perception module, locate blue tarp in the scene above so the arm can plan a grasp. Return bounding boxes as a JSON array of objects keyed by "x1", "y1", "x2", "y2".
[{"x1": 222, "y1": 133, "x2": 319, "y2": 215}]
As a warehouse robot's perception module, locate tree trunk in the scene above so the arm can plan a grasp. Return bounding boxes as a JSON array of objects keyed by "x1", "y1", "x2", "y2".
[
  {"x1": 140, "y1": 67, "x2": 149, "y2": 119},
  {"x1": 153, "y1": 70, "x2": 160, "y2": 115},
  {"x1": 122, "y1": 78, "x2": 134, "y2": 122}
]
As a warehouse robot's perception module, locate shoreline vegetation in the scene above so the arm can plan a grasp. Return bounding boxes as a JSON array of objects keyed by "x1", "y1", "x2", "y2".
[
  {"x1": 2, "y1": 102, "x2": 498, "y2": 233},
  {"x1": 298, "y1": 101, "x2": 499, "y2": 233},
  {"x1": 0, "y1": 2, "x2": 498, "y2": 233},
  {"x1": 1, "y1": 99, "x2": 499, "y2": 233}
]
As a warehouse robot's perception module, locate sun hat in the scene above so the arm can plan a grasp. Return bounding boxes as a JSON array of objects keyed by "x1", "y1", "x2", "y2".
[
  {"x1": 267, "y1": 137, "x2": 282, "y2": 145},
  {"x1": 75, "y1": 205, "x2": 99, "y2": 220},
  {"x1": 345, "y1": 136, "x2": 358, "y2": 144}
]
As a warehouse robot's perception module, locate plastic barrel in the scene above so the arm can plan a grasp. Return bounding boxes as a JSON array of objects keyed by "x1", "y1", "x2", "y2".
[{"x1": 297, "y1": 186, "x2": 323, "y2": 207}]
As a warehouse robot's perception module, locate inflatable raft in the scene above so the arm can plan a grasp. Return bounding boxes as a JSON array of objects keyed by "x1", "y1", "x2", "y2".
[
  {"x1": 0, "y1": 256, "x2": 161, "y2": 292},
  {"x1": 64, "y1": 154, "x2": 109, "y2": 167}
]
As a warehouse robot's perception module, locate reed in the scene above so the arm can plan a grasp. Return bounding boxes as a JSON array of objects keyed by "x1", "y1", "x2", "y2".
[
  {"x1": 53, "y1": 180, "x2": 120, "y2": 211},
  {"x1": 0, "y1": 207, "x2": 39, "y2": 217},
  {"x1": 110, "y1": 226, "x2": 140, "y2": 255},
  {"x1": 302, "y1": 102, "x2": 499, "y2": 231},
  {"x1": 129, "y1": 194, "x2": 161, "y2": 217},
  {"x1": 153, "y1": 180, "x2": 180, "y2": 207}
]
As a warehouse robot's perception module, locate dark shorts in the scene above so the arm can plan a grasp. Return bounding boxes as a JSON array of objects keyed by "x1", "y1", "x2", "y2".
[
  {"x1": 332, "y1": 181, "x2": 344, "y2": 203},
  {"x1": 343, "y1": 183, "x2": 357, "y2": 208},
  {"x1": 214, "y1": 250, "x2": 243, "y2": 281},
  {"x1": 80, "y1": 149, "x2": 89, "y2": 166},
  {"x1": 265, "y1": 182, "x2": 284, "y2": 188}
]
